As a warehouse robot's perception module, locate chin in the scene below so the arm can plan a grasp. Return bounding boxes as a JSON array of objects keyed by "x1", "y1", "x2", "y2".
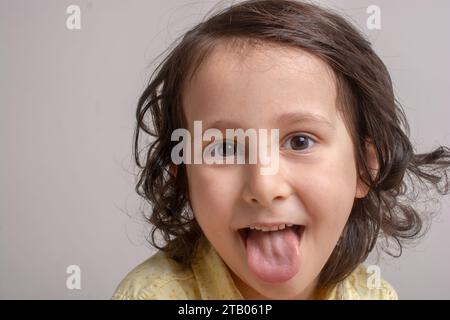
[{"x1": 251, "y1": 275, "x2": 314, "y2": 300}]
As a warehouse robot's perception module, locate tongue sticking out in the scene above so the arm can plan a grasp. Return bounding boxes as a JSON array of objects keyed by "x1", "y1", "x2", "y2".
[{"x1": 245, "y1": 227, "x2": 301, "y2": 283}]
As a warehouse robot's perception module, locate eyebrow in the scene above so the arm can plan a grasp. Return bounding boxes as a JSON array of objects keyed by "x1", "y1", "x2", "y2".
[
  {"x1": 276, "y1": 111, "x2": 335, "y2": 129},
  {"x1": 204, "y1": 111, "x2": 335, "y2": 131}
]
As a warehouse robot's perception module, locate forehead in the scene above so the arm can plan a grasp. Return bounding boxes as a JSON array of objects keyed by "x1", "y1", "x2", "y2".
[{"x1": 182, "y1": 41, "x2": 338, "y2": 129}]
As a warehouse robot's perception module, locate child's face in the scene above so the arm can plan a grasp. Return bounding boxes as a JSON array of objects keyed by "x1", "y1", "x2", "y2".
[{"x1": 182, "y1": 42, "x2": 368, "y2": 299}]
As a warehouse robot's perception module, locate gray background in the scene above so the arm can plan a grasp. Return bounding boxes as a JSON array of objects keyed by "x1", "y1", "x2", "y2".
[{"x1": 1, "y1": 0, "x2": 449, "y2": 299}]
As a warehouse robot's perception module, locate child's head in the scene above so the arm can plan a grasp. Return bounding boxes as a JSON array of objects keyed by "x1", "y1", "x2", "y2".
[{"x1": 134, "y1": 0, "x2": 450, "y2": 299}]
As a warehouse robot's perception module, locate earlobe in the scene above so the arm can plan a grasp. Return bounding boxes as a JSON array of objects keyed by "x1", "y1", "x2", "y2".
[
  {"x1": 169, "y1": 164, "x2": 178, "y2": 177},
  {"x1": 355, "y1": 139, "x2": 379, "y2": 198},
  {"x1": 356, "y1": 178, "x2": 370, "y2": 199}
]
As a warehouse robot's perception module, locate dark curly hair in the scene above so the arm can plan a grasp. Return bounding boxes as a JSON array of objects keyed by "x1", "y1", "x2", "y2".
[{"x1": 133, "y1": 0, "x2": 450, "y2": 288}]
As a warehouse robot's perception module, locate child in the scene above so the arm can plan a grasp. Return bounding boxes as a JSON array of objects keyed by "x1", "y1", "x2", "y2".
[{"x1": 112, "y1": 0, "x2": 450, "y2": 299}]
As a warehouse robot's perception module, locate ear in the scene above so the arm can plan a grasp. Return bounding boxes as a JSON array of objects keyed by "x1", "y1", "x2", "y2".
[
  {"x1": 169, "y1": 164, "x2": 178, "y2": 177},
  {"x1": 355, "y1": 139, "x2": 379, "y2": 198}
]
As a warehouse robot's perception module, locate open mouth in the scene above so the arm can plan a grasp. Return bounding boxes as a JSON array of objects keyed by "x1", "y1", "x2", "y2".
[
  {"x1": 238, "y1": 224, "x2": 304, "y2": 245},
  {"x1": 238, "y1": 224, "x2": 306, "y2": 283}
]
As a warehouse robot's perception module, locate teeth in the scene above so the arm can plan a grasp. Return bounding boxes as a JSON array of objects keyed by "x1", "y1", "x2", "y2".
[{"x1": 250, "y1": 223, "x2": 295, "y2": 232}]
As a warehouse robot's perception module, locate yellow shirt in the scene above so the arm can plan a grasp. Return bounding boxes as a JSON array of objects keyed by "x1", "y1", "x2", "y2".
[{"x1": 112, "y1": 236, "x2": 398, "y2": 300}]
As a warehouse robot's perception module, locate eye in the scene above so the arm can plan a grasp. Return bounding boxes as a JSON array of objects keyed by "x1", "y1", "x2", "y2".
[
  {"x1": 281, "y1": 134, "x2": 316, "y2": 151},
  {"x1": 207, "y1": 140, "x2": 241, "y2": 158}
]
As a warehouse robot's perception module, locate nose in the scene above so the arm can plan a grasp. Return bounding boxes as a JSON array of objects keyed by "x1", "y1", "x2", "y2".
[{"x1": 241, "y1": 160, "x2": 292, "y2": 208}]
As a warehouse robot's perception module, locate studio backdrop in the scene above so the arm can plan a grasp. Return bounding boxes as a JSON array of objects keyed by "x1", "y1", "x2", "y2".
[{"x1": 1, "y1": 0, "x2": 449, "y2": 299}]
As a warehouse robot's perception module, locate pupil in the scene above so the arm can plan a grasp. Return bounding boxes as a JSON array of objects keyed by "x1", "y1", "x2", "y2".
[
  {"x1": 291, "y1": 136, "x2": 307, "y2": 149},
  {"x1": 222, "y1": 142, "x2": 235, "y2": 156}
]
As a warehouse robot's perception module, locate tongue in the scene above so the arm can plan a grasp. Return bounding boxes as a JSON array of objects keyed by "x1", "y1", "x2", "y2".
[{"x1": 246, "y1": 227, "x2": 301, "y2": 283}]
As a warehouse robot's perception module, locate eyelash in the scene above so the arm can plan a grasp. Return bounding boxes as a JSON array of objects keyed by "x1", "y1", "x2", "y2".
[
  {"x1": 206, "y1": 140, "x2": 243, "y2": 158},
  {"x1": 281, "y1": 133, "x2": 316, "y2": 152},
  {"x1": 205, "y1": 133, "x2": 316, "y2": 157}
]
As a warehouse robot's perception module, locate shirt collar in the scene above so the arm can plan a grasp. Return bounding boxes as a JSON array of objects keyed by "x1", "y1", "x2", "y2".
[
  {"x1": 191, "y1": 235, "x2": 244, "y2": 299},
  {"x1": 190, "y1": 235, "x2": 353, "y2": 300}
]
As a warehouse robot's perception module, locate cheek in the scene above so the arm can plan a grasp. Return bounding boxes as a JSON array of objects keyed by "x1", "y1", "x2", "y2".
[
  {"x1": 186, "y1": 165, "x2": 240, "y2": 236},
  {"x1": 308, "y1": 140, "x2": 357, "y2": 221},
  {"x1": 307, "y1": 165, "x2": 356, "y2": 225},
  {"x1": 290, "y1": 152, "x2": 358, "y2": 255}
]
